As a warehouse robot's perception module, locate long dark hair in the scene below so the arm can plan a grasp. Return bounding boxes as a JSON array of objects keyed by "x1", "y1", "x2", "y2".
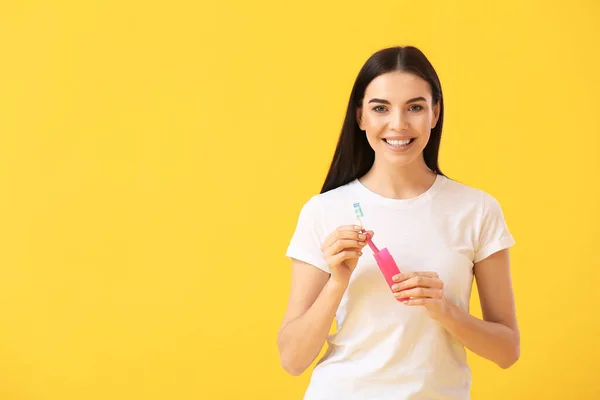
[{"x1": 320, "y1": 46, "x2": 445, "y2": 194}]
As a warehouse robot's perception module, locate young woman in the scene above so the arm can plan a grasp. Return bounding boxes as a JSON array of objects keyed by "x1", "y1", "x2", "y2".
[{"x1": 277, "y1": 46, "x2": 519, "y2": 399}]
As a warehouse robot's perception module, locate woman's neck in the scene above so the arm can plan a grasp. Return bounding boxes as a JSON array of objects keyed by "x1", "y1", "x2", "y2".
[{"x1": 358, "y1": 157, "x2": 437, "y2": 200}]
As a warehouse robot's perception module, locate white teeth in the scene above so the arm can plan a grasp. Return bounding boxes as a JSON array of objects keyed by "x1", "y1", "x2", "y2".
[{"x1": 386, "y1": 139, "x2": 412, "y2": 146}]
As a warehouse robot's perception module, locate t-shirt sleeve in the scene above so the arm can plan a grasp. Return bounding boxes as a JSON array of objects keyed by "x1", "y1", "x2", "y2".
[
  {"x1": 474, "y1": 192, "x2": 516, "y2": 263},
  {"x1": 285, "y1": 196, "x2": 331, "y2": 273}
]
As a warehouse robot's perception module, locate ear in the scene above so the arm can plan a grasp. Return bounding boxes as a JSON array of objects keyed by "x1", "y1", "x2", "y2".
[
  {"x1": 431, "y1": 101, "x2": 441, "y2": 129},
  {"x1": 356, "y1": 107, "x2": 364, "y2": 130}
]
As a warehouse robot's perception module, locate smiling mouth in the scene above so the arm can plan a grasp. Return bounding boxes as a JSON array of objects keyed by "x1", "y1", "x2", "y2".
[{"x1": 383, "y1": 138, "x2": 416, "y2": 147}]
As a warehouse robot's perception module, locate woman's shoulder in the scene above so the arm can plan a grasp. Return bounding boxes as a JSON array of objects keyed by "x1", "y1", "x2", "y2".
[
  {"x1": 441, "y1": 176, "x2": 505, "y2": 211},
  {"x1": 293, "y1": 180, "x2": 357, "y2": 210},
  {"x1": 292, "y1": 180, "x2": 361, "y2": 218},
  {"x1": 313, "y1": 179, "x2": 362, "y2": 207}
]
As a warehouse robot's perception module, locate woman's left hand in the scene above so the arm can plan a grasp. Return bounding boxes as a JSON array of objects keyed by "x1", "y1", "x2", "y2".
[{"x1": 391, "y1": 271, "x2": 448, "y2": 320}]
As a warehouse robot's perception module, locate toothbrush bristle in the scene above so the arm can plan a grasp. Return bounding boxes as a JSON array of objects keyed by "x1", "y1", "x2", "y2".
[{"x1": 353, "y1": 202, "x2": 364, "y2": 218}]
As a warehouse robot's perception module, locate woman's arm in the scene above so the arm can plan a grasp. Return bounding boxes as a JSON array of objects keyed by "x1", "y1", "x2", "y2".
[
  {"x1": 277, "y1": 259, "x2": 347, "y2": 376},
  {"x1": 393, "y1": 249, "x2": 520, "y2": 368},
  {"x1": 437, "y1": 249, "x2": 520, "y2": 368}
]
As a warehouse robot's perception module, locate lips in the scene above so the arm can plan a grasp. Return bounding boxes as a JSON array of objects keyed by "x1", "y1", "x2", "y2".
[{"x1": 382, "y1": 137, "x2": 416, "y2": 152}]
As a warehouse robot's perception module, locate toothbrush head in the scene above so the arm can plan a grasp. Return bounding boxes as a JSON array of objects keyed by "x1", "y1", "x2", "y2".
[
  {"x1": 353, "y1": 202, "x2": 364, "y2": 227},
  {"x1": 353, "y1": 202, "x2": 364, "y2": 218}
]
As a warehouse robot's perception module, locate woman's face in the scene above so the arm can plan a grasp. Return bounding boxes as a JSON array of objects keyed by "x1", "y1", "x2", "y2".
[{"x1": 357, "y1": 71, "x2": 440, "y2": 168}]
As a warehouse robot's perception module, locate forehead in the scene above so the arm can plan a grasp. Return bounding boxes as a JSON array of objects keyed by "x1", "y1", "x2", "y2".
[{"x1": 364, "y1": 71, "x2": 432, "y2": 102}]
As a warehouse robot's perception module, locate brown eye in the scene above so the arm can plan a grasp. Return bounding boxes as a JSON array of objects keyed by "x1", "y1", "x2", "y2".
[
  {"x1": 409, "y1": 104, "x2": 424, "y2": 112},
  {"x1": 373, "y1": 106, "x2": 386, "y2": 112}
]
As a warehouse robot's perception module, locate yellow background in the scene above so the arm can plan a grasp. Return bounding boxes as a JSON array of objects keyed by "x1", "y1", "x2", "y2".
[{"x1": 1, "y1": 0, "x2": 598, "y2": 399}]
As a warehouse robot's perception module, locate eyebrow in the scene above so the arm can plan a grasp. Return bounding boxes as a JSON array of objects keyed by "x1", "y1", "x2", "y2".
[{"x1": 367, "y1": 97, "x2": 427, "y2": 105}]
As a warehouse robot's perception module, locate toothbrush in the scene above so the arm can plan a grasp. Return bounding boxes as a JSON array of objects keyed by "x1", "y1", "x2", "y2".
[{"x1": 353, "y1": 202, "x2": 408, "y2": 302}]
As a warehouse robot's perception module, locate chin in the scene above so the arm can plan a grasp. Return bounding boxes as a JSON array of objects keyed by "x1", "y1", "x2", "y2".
[{"x1": 383, "y1": 153, "x2": 421, "y2": 167}]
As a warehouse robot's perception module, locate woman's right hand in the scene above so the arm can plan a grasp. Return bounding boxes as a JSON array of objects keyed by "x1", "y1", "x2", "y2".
[{"x1": 320, "y1": 225, "x2": 374, "y2": 286}]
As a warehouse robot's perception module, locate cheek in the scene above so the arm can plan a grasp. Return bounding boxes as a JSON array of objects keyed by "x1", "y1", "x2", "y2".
[
  {"x1": 363, "y1": 115, "x2": 385, "y2": 133},
  {"x1": 414, "y1": 113, "x2": 433, "y2": 129}
]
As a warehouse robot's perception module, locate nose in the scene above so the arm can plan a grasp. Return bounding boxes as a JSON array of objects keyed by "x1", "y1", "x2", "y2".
[{"x1": 389, "y1": 109, "x2": 408, "y2": 131}]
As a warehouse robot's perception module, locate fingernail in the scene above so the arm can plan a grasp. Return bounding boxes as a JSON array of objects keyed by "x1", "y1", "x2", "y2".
[
  {"x1": 392, "y1": 284, "x2": 398, "y2": 290},
  {"x1": 354, "y1": 225, "x2": 362, "y2": 230},
  {"x1": 358, "y1": 234, "x2": 366, "y2": 239}
]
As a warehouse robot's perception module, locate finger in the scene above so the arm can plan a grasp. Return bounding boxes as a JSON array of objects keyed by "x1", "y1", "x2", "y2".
[
  {"x1": 322, "y1": 225, "x2": 363, "y2": 250},
  {"x1": 392, "y1": 271, "x2": 439, "y2": 283},
  {"x1": 394, "y1": 287, "x2": 443, "y2": 300},
  {"x1": 323, "y1": 238, "x2": 367, "y2": 257},
  {"x1": 401, "y1": 298, "x2": 434, "y2": 306},
  {"x1": 330, "y1": 249, "x2": 363, "y2": 266},
  {"x1": 391, "y1": 276, "x2": 443, "y2": 292},
  {"x1": 322, "y1": 229, "x2": 368, "y2": 252}
]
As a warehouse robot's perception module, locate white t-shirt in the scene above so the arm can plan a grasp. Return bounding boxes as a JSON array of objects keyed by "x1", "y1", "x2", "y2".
[{"x1": 285, "y1": 174, "x2": 515, "y2": 400}]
